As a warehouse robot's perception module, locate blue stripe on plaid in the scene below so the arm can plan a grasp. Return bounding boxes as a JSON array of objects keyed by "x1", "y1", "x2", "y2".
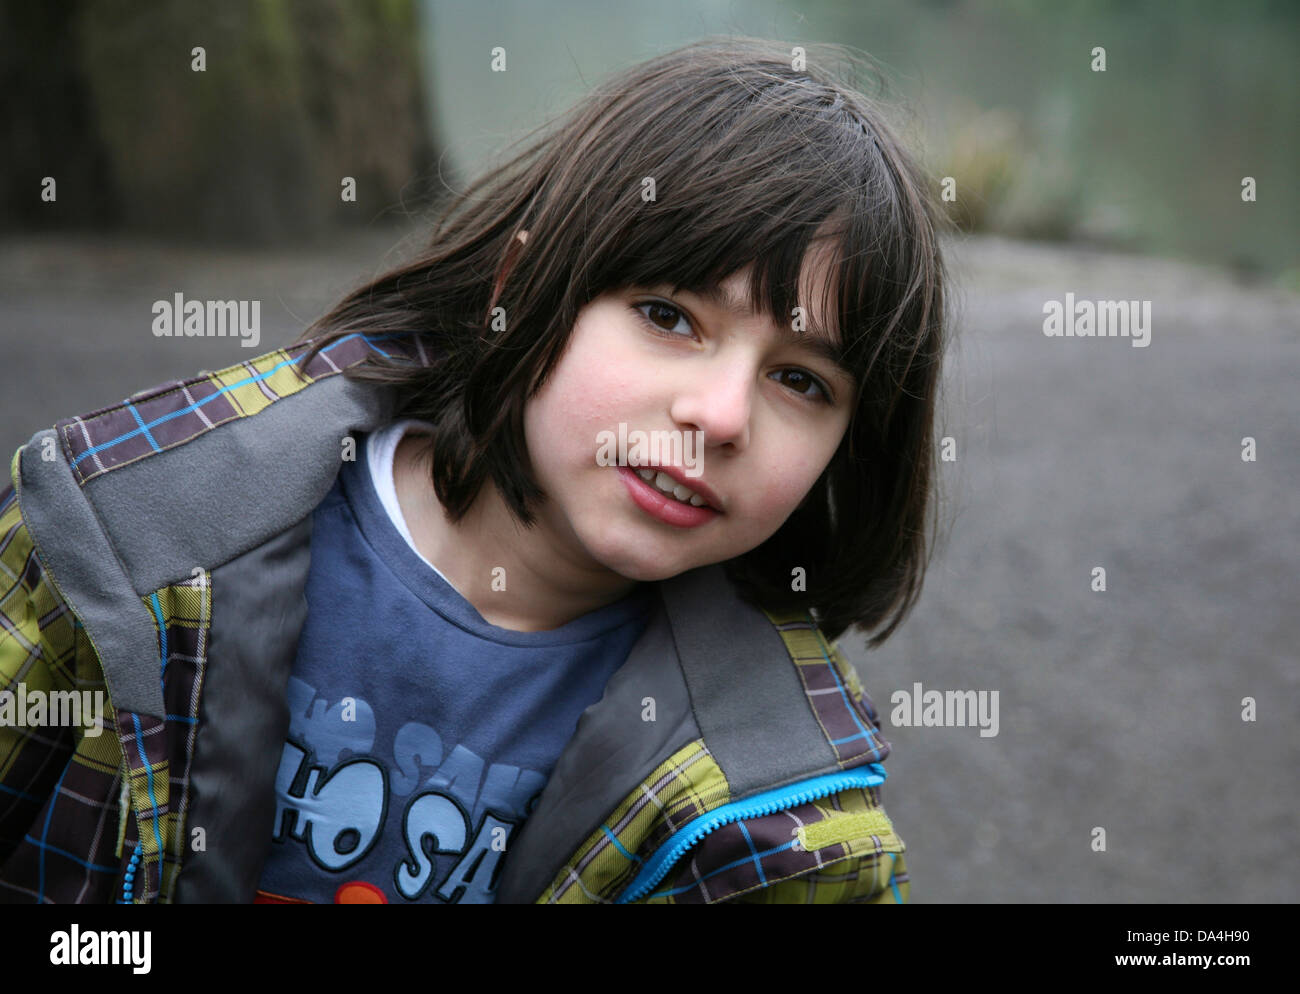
[
  {"x1": 764, "y1": 612, "x2": 892, "y2": 769},
  {"x1": 36, "y1": 761, "x2": 70, "y2": 902},
  {"x1": 649, "y1": 835, "x2": 799, "y2": 900},
  {"x1": 125, "y1": 402, "x2": 163, "y2": 455},
  {"x1": 810, "y1": 627, "x2": 882, "y2": 754},
  {"x1": 737, "y1": 820, "x2": 767, "y2": 887},
  {"x1": 0, "y1": 782, "x2": 41, "y2": 802},
  {"x1": 69, "y1": 332, "x2": 405, "y2": 469},
  {"x1": 130, "y1": 714, "x2": 164, "y2": 858},
  {"x1": 22, "y1": 835, "x2": 119, "y2": 875},
  {"x1": 601, "y1": 824, "x2": 642, "y2": 863}
]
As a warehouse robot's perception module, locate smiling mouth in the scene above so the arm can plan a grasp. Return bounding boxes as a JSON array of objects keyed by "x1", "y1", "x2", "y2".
[
  {"x1": 617, "y1": 467, "x2": 720, "y2": 529},
  {"x1": 631, "y1": 467, "x2": 715, "y2": 509}
]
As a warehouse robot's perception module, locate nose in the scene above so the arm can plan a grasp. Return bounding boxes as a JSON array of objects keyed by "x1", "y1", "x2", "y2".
[{"x1": 669, "y1": 358, "x2": 752, "y2": 451}]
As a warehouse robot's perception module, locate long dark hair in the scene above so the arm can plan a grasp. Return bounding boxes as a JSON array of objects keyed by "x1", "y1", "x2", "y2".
[{"x1": 292, "y1": 36, "x2": 952, "y2": 646}]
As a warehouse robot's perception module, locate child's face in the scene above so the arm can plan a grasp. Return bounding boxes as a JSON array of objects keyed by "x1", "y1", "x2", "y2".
[{"x1": 522, "y1": 254, "x2": 856, "y2": 585}]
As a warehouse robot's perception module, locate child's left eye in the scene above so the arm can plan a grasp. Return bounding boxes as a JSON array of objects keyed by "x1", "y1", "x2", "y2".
[
  {"x1": 630, "y1": 300, "x2": 833, "y2": 405},
  {"x1": 771, "y1": 369, "x2": 829, "y2": 402}
]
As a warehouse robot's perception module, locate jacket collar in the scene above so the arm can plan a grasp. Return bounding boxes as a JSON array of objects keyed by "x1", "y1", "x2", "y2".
[{"x1": 15, "y1": 335, "x2": 406, "y2": 717}]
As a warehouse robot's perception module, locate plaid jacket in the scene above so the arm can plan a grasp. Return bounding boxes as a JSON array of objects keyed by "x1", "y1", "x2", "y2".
[{"x1": 0, "y1": 332, "x2": 909, "y2": 904}]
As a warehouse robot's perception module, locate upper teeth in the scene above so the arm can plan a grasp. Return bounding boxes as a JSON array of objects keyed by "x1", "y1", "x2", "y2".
[{"x1": 636, "y1": 468, "x2": 708, "y2": 507}]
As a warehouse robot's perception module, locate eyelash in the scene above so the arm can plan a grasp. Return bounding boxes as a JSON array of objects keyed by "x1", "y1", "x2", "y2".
[{"x1": 630, "y1": 300, "x2": 835, "y2": 405}]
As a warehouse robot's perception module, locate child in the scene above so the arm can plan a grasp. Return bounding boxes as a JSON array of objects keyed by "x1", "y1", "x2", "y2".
[{"x1": 0, "y1": 36, "x2": 947, "y2": 904}]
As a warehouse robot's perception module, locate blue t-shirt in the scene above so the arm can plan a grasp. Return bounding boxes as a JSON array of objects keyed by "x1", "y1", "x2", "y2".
[{"x1": 256, "y1": 425, "x2": 653, "y2": 904}]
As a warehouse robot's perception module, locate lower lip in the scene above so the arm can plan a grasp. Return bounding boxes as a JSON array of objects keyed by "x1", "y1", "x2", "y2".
[{"x1": 617, "y1": 467, "x2": 720, "y2": 528}]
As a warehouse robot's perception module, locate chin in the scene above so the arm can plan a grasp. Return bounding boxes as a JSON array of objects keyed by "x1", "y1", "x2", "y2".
[
  {"x1": 594, "y1": 546, "x2": 700, "y2": 584},
  {"x1": 600, "y1": 556, "x2": 678, "y2": 583}
]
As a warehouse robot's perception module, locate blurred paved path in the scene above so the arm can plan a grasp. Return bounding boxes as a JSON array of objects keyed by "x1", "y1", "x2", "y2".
[{"x1": 849, "y1": 235, "x2": 1298, "y2": 902}]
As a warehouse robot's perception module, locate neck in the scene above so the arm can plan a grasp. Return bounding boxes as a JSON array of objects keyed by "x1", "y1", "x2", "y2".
[{"x1": 392, "y1": 434, "x2": 638, "y2": 632}]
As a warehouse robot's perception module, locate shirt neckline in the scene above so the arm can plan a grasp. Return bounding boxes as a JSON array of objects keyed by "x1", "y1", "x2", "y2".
[{"x1": 335, "y1": 423, "x2": 654, "y2": 648}]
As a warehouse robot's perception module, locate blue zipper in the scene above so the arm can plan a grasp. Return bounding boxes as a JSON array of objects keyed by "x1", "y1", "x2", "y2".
[{"x1": 613, "y1": 764, "x2": 887, "y2": 904}]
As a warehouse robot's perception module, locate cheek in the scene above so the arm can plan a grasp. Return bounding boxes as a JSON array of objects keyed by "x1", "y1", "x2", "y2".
[
  {"x1": 532, "y1": 334, "x2": 643, "y2": 432},
  {"x1": 524, "y1": 364, "x2": 626, "y2": 479},
  {"x1": 744, "y1": 454, "x2": 823, "y2": 521},
  {"x1": 738, "y1": 420, "x2": 844, "y2": 525}
]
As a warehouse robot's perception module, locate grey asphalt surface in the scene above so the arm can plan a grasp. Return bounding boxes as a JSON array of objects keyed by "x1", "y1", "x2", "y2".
[{"x1": 1, "y1": 229, "x2": 1296, "y2": 902}]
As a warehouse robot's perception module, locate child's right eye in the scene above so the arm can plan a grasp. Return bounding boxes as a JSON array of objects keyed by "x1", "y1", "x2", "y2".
[{"x1": 632, "y1": 301, "x2": 694, "y2": 338}]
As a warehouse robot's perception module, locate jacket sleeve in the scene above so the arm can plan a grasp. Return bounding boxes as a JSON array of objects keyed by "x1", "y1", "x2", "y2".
[
  {"x1": 0, "y1": 472, "x2": 84, "y2": 862},
  {"x1": 723, "y1": 637, "x2": 911, "y2": 904},
  {"x1": 718, "y1": 781, "x2": 910, "y2": 904}
]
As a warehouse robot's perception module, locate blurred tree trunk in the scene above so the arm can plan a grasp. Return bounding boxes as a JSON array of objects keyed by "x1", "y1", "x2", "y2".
[
  {"x1": 1, "y1": 0, "x2": 436, "y2": 242},
  {"x1": 1, "y1": 0, "x2": 122, "y2": 230}
]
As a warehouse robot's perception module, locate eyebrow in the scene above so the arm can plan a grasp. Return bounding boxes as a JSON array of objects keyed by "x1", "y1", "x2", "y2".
[{"x1": 682, "y1": 283, "x2": 853, "y2": 378}]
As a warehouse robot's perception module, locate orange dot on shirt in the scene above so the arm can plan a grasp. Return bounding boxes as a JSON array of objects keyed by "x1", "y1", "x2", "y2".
[{"x1": 335, "y1": 881, "x2": 388, "y2": 904}]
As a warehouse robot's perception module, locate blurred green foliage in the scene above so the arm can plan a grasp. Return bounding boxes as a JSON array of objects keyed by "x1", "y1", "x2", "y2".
[{"x1": 817, "y1": 0, "x2": 1299, "y2": 279}]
